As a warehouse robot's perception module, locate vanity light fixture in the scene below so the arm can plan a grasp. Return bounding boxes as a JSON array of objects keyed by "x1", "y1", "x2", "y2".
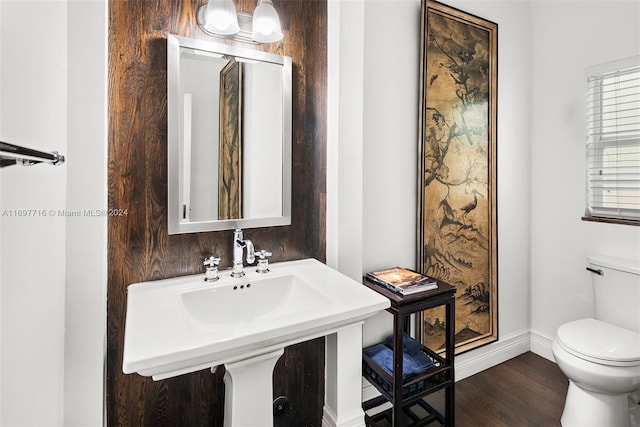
[
  {"x1": 251, "y1": 0, "x2": 283, "y2": 43},
  {"x1": 197, "y1": 0, "x2": 283, "y2": 44},
  {"x1": 202, "y1": 0, "x2": 240, "y2": 35}
]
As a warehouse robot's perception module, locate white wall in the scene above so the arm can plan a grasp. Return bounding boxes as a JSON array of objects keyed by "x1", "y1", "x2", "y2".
[
  {"x1": 362, "y1": 1, "x2": 421, "y2": 269},
  {"x1": 330, "y1": 0, "x2": 640, "y2": 376},
  {"x1": 419, "y1": 0, "x2": 534, "y2": 374},
  {"x1": 329, "y1": 0, "x2": 534, "y2": 379},
  {"x1": 181, "y1": 53, "x2": 224, "y2": 221},
  {"x1": 244, "y1": 63, "x2": 284, "y2": 219},
  {"x1": 0, "y1": 2, "x2": 68, "y2": 424},
  {"x1": 0, "y1": 1, "x2": 107, "y2": 425},
  {"x1": 64, "y1": 1, "x2": 107, "y2": 425},
  {"x1": 529, "y1": 0, "x2": 640, "y2": 359},
  {"x1": 327, "y1": 0, "x2": 366, "y2": 282},
  {"x1": 360, "y1": 0, "x2": 421, "y2": 347}
]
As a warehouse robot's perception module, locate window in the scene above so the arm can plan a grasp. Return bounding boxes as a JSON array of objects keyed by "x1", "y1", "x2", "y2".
[{"x1": 585, "y1": 56, "x2": 640, "y2": 224}]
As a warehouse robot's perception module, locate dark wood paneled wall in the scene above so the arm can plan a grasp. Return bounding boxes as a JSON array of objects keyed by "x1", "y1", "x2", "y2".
[{"x1": 107, "y1": 0, "x2": 327, "y2": 425}]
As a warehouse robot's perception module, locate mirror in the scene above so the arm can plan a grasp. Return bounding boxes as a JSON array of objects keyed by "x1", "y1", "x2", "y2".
[{"x1": 167, "y1": 35, "x2": 292, "y2": 234}]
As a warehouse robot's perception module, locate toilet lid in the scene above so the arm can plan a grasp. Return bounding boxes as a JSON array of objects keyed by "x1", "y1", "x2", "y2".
[{"x1": 556, "y1": 318, "x2": 640, "y2": 366}]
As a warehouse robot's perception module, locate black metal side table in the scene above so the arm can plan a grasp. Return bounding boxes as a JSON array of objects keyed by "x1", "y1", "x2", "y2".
[{"x1": 361, "y1": 278, "x2": 456, "y2": 426}]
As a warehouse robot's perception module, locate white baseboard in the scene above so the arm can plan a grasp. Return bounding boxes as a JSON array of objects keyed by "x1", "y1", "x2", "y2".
[
  {"x1": 322, "y1": 405, "x2": 366, "y2": 427},
  {"x1": 455, "y1": 330, "x2": 530, "y2": 381},
  {"x1": 529, "y1": 328, "x2": 555, "y2": 362},
  {"x1": 362, "y1": 378, "x2": 383, "y2": 404}
]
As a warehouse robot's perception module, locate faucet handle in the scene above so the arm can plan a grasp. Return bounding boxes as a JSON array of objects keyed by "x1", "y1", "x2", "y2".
[
  {"x1": 203, "y1": 255, "x2": 221, "y2": 282},
  {"x1": 204, "y1": 255, "x2": 220, "y2": 268},
  {"x1": 256, "y1": 250, "x2": 272, "y2": 260},
  {"x1": 256, "y1": 250, "x2": 272, "y2": 274}
]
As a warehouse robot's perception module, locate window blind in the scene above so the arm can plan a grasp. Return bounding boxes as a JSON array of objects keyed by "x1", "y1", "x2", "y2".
[{"x1": 585, "y1": 56, "x2": 640, "y2": 222}]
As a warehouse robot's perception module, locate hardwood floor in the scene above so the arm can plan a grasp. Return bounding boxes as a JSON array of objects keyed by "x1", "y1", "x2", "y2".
[
  {"x1": 366, "y1": 352, "x2": 568, "y2": 426},
  {"x1": 452, "y1": 352, "x2": 568, "y2": 426}
]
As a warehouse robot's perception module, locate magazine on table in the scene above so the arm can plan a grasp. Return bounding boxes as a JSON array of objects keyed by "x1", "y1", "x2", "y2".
[{"x1": 365, "y1": 267, "x2": 438, "y2": 295}]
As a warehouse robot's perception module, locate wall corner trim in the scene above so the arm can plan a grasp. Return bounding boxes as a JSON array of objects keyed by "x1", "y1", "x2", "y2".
[{"x1": 529, "y1": 328, "x2": 555, "y2": 362}]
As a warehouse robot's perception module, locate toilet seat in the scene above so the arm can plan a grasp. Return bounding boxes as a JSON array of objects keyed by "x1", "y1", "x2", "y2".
[{"x1": 556, "y1": 318, "x2": 640, "y2": 367}]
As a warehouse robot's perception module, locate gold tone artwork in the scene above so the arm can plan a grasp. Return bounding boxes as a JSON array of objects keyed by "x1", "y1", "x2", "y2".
[
  {"x1": 219, "y1": 60, "x2": 242, "y2": 220},
  {"x1": 417, "y1": 1, "x2": 498, "y2": 354}
]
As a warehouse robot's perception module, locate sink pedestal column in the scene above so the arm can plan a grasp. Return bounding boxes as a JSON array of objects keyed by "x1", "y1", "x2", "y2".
[
  {"x1": 323, "y1": 322, "x2": 366, "y2": 427},
  {"x1": 223, "y1": 349, "x2": 284, "y2": 427}
]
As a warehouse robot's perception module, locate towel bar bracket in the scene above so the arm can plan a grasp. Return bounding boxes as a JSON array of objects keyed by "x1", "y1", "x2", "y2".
[{"x1": 0, "y1": 141, "x2": 65, "y2": 168}]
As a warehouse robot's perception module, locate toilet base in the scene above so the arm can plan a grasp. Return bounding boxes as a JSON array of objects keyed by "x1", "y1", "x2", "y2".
[{"x1": 561, "y1": 380, "x2": 631, "y2": 427}]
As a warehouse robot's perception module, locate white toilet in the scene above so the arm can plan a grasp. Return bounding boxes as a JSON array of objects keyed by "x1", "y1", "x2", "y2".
[{"x1": 552, "y1": 255, "x2": 640, "y2": 427}]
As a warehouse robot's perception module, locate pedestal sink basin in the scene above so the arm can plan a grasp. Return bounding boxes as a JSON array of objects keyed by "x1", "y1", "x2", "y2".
[
  {"x1": 122, "y1": 258, "x2": 389, "y2": 427},
  {"x1": 180, "y1": 273, "x2": 331, "y2": 327}
]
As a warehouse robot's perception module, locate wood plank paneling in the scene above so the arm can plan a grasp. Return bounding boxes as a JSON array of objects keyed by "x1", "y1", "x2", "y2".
[{"x1": 107, "y1": 0, "x2": 327, "y2": 425}]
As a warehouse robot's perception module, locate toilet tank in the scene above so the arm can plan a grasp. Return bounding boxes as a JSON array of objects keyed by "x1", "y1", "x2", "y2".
[{"x1": 589, "y1": 254, "x2": 640, "y2": 333}]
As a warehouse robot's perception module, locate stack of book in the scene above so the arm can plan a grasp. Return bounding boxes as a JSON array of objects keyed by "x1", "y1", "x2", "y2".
[{"x1": 365, "y1": 267, "x2": 437, "y2": 296}]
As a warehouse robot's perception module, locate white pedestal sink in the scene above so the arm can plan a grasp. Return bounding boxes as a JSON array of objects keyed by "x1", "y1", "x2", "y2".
[
  {"x1": 223, "y1": 349, "x2": 284, "y2": 427},
  {"x1": 122, "y1": 258, "x2": 389, "y2": 427}
]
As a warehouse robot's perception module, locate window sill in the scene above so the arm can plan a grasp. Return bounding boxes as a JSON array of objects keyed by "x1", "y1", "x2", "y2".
[{"x1": 582, "y1": 216, "x2": 640, "y2": 227}]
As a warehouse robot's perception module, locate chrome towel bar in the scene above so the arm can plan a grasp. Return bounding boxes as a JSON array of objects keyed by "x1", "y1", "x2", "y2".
[{"x1": 0, "y1": 141, "x2": 65, "y2": 168}]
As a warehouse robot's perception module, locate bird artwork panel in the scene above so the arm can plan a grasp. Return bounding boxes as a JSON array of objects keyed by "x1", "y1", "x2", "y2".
[{"x1": 418, "y1": 1, "x2": 498, "y2": 354}]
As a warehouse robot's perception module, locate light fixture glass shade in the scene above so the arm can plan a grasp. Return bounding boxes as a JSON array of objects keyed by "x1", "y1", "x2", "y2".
[
  {"x1": 251, "y1": 0, "x2": 283, "y2": 43},
  {"x1": 204, "y1": 0, "x2": 240, "y2": 35}
]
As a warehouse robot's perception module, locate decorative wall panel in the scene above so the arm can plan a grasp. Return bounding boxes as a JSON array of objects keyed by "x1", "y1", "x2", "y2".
[{"x1": 417, "y1": 0, "x2": 498, "y2": 355}]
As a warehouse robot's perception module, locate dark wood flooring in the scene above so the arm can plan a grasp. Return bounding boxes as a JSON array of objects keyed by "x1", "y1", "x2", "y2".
[
  {"x1": 367, "y1": 351, "x2": 568, "y2": 426},
  {"x1": 452, "y1": 352, "x2": 568, "y2": 426}
]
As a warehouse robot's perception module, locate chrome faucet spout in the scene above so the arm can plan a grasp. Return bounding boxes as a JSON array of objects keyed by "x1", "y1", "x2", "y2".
[
  {"x1": 231, "y1": 228, "x2": 255, "y2": 278},
  {"x1": 245, "y1": 239, "x2": 255, "y2": 264}
]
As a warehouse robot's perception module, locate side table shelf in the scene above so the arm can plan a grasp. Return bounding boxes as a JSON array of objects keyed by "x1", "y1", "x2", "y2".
[{"x1": 361, "y1": 278, "x2": 456, "y2": 426}]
